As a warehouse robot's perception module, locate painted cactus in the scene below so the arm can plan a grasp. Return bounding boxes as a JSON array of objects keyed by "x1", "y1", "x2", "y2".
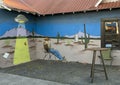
[
  {"x1": 84, "y1": 24, "x2": 90, "y2": 49},
  {"x1": 32, "y1": 28, "x2": 35, "y2": 41},
  {"x1": 57, "y1": 32, "x2": 60, "y2": 44}
]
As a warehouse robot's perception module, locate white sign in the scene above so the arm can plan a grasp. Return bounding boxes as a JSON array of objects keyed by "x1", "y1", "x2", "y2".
[{"x1": 3, "y1": 53, "x2": 9, "y2": 59}]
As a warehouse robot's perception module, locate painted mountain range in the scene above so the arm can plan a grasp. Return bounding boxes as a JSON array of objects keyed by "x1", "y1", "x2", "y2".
[
  {"x1": 0, "y1": 28, "x2": 42, "y2": 38},
  {"x1": 64, "y1": 31, "x2": 100, "y2": 38}
]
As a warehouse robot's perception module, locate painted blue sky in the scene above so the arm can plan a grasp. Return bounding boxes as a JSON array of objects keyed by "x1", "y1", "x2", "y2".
[
  {"x1": 36, "y1": 23, "x2": 100, "y2": 37},
  {"x1": 1, "y1": 8, "x2": 120, "y2": 38}
]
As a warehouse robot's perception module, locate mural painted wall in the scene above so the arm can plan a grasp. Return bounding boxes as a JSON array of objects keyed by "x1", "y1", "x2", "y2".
[
  {"x1": 34, "y1": 9, "x2": 120, "y2": 66},
  {"x1": 1, "y1": 9, "x2": 120, "y2": 39},
  {"x1": 0, "y1": 9, "x2": 37, "y2": 67},
  {"x1": 1, "y1": 8, "x2": 120, "y2": 67},
  {"x1": 0, "y1": 9, "x2": 37, "y2": 38}
]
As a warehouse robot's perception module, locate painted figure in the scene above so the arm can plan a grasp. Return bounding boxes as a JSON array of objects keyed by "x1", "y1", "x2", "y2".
[{"x1": 43, "y1": 37, "x2": 66, "y2": 61}]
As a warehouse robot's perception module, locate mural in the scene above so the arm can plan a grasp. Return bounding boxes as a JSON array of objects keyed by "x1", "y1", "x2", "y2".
[
  {"x1": 2, "y1": 8, "x2": 120, "y2": 39},
  {"x1": 0, "y1": 10, "x2": 37, "y2": 38},
  {"x1": 0, "y1": 10, "x2": 101, "y2": 39},
  {"x1": 14, "y1": 38, "x2": 30, "y2": 65},
  {"x1": 15, "y1": 14, "x2": 28, "y2": 37},
  {"x1": 14, "y1": 14, "x2": 30, "y2": 65},
  {"x1": 1, "y1": 8, "x2": 120, "y2": 67}
]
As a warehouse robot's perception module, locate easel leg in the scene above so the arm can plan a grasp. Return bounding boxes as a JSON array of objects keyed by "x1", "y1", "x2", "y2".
[
  {"x1": 100, "y1": 51, "x2": 108, "y2": 80},
  {"x1": 90, "y1": 51, "x2": 96, "y2": 83}
]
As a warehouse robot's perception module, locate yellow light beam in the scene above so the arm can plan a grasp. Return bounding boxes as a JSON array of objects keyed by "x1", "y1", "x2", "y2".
[{"x1": 14, "y1": 38, "x2": 30, "y2": 65}]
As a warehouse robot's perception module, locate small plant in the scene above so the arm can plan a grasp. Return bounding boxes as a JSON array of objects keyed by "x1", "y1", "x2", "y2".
[
  {"x1": 32, "y1": 28, "x2": 35, "y2": 41},
  {"x1": 2, "y1": 39, "x2": 12, "y2": 48},
  {"x1": 57, "y1": 32, "x2": 60, "y2": 44},
  {"x1": 5, "y1": 39, "x2": 10, "y2": 46}
]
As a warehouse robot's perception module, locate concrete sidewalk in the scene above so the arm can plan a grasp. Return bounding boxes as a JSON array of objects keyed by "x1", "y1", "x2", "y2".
[
  {"x1": 0, "y1": 60, "x2": 120, "y2": 85},
  {"x1": 0, "y1": 72, "x2": 69, "y2": 85}
]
